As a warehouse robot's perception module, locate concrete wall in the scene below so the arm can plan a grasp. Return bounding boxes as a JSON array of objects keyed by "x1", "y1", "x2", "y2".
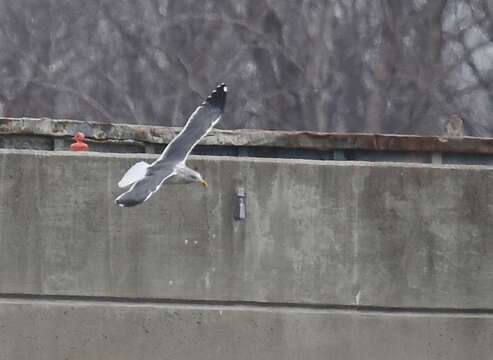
[{"x1": 0, "y1": 149, "x2": 493, "y2": 359}]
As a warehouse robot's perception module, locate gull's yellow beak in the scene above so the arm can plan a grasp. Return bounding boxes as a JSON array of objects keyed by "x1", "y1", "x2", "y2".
[{"x1": 201, "y1": 179, "x2": 208, "y2": 188}]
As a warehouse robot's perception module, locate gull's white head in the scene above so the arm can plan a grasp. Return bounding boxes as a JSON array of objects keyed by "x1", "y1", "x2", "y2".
[{"x1": 184, "y1": 168, "x2": 208, "y2": 188}]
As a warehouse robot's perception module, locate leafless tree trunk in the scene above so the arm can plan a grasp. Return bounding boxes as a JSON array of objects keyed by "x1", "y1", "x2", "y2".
[{"x1": 0, "y1": 0, "x2": 492, "y2": 136}]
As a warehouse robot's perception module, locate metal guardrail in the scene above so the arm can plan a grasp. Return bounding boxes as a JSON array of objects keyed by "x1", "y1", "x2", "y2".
[{"x1": 1, "y1": 117, "x2": 493, "y2": 165}]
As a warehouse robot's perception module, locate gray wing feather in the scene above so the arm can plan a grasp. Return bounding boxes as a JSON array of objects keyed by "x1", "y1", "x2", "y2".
[
  {"x1": 151, "y1": 83, "x2": 227, "y2": 171},
  {"x1": 115, "y1": 164, "x2": 176, "y2": 207}
]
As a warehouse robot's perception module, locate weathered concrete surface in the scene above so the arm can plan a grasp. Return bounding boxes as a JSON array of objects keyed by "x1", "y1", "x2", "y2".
[
  {"x1": 2, "y1": 117, "x2": 493, "y2": 154},
  {"x1": 1, "y1": 299, "x2": 493, "y2": 360},
  {"x1": 0, "y1": 149, "x2": 492, "y2": 309}
]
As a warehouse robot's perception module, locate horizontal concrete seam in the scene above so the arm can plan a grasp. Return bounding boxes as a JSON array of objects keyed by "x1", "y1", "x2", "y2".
[
  {"x1": 1, "y1": 293, "x2": 493, "y2": 317},
  {"x1": 2, "y1": 148, "x2": 493, "y2": 170}
]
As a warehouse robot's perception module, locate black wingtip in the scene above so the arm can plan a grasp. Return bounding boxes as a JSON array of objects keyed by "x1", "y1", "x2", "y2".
[{"x1": 205, "y1": 83, "x2": 227, "y2": 111}]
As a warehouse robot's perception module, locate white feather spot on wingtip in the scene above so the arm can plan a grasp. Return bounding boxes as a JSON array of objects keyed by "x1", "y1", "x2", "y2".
[{"x1": 224, "y1": 86, "x2": 228, "y2": 92}]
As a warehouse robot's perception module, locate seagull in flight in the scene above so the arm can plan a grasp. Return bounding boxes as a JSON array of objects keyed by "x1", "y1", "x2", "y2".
[{"x1": 115, "y1": 83, "x2": 227, "y2": 207}]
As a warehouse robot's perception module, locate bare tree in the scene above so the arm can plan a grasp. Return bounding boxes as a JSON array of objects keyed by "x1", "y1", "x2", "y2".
[{"x1": 0, "y1": 0, "x2": 492, "y2": 136}]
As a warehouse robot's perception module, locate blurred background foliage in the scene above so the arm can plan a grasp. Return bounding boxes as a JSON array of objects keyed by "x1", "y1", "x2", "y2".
[{"x1": 0, "y1": 0, "x2": 492, "y2": 136}]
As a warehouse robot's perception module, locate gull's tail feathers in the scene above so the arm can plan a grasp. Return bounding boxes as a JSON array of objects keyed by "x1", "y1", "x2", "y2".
[{"x1": 117, "y1": 161, "x2": 149, "y2": 188}]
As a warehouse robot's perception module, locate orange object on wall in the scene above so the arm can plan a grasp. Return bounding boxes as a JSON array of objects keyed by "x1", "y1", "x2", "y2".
[{"x1": 70, "y1": 132, "x2": 89, "y2": 151}]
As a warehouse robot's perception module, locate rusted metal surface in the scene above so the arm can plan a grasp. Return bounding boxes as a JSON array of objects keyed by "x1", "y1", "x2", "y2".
[{"x1": 1, "y1": 117, "x2": 493, "y2": 155}]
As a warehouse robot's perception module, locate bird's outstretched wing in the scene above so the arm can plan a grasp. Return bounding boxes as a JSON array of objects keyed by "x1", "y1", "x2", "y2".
[
  {"x1": 115, "y1": 163, "x2": 176, "y2": 207},
  {"x1": 150, "y1": 83, "x2": 227, "y2": 172},
  {"x1": 114, "y1": 83, "x2": 227, "y2": 207}
]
